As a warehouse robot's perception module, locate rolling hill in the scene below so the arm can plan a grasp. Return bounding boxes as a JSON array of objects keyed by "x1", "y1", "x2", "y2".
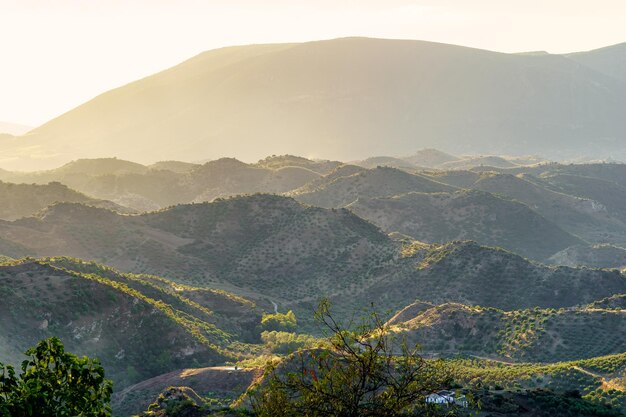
[
  {"x1": 2, "y1": 38, "x2": 626, "y2": 170},
  {"x1": 567, "y1": 42, "x2": 626, "y2": 84},
  {"x1": 438, "y1": 155, "x2": 519, "y2": 170},
  {"x1": 534, "y1": 173, "x2": 626, "y2": 224},
  {"x1": 466, "y1": 172, "x2": 626, "y2": 246},
  {"x1": 401, "y1": 149, "x2": 459, "y2": 168},
  {"x1": 0, "y1": 157, "x2": 323, "y2": 211},
  {"x1": 112, "y1": 366, "x2": 262, "y2": 416},
  {"x1": 0, "y1": 180, "x2": 134, "y2": 220},
  {"x1": 0, "y1": 195, "x2": 623, "y2": 327},
  {"x1": 0, "y1": 257, "x2": 262, "y2": 394},
  {"x1": 352, "y1": 241, "x2": 626, "y2": 317},
  {"x1": 347, "y1": 190, "x2": 582, "y2": 260},
  {"x1": 0, "y1": 195, "x2": 399, "y2": 309},
  {"x1": 390, "y1": 302, "x2": 626, "y2": 362},
  {"x1": 351, "y1": 156, "x2": 418, "y2": 170},
  {"x1": 548, "y1": 244, "x2": 626, "y2": 269},
  {"x1": 290, "y1": 166, "x2": 455, "y2": 208}
]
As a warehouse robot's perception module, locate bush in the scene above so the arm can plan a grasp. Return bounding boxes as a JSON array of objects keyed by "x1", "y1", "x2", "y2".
[
  {"x1": 260, "y1": 331, "x2": 317, "y2": 354},
  {"x1": 260, "y1": 311, "x2": 297, "y2": 332}
]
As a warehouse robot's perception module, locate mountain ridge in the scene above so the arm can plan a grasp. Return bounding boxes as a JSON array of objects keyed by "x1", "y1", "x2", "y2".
[{"x1": 3, "y1": 37, "x2": 626, "y2": 170}]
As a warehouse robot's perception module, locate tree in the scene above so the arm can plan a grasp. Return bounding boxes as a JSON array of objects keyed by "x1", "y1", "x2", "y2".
[
  {"x1": 250, "y1": 299, "x2": 455, "y2": 417},
  {"x1": 0, "y1": 337, "x2": 113, "y2": 417},
  {"x1": 260, "y1": 310, "x2": 297, "y2": 332}
]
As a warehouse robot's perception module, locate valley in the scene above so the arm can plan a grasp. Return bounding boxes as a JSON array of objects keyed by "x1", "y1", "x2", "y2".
[
  {"x1": 3, "y1": 151, "x2": 626, "y2": 415},
  {"x1": 2, "y1": 28, "x2": 626, "y2": 416}
]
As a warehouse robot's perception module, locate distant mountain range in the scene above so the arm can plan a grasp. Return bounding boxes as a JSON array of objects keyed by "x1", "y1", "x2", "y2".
[
  {"x1": 0, "y1": 121, "x2": 31, "y2": 135},
  {"x1": 1, "y1": 37, "x2": 626, "y2": 170}
]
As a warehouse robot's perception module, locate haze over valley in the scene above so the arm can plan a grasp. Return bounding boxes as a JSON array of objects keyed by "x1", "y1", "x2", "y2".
[{"x1": 3, "y1": 3, "x2": 626, "y2": 416}]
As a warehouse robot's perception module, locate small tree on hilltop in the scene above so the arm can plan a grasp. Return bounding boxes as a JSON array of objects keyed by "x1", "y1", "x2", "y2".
[
  {"x1": 250, "y1": 299, "x2": 455, "y2": 417},
  {"x1": 0, "y1": 337, "x2": 113, "y2": 417},
  {"x1": 260, "y1": 310, "x2": 297, "y2": 332}
]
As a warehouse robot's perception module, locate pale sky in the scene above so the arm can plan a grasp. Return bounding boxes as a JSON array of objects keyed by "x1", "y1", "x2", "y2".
[{"x1": 1, "y1": 0, "x2": 626, "y2": 127}]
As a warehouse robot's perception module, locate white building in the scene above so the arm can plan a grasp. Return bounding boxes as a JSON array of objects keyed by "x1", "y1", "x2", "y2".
[{"x1": 426, "y1": 390, "x2": 468, "y2": 407}]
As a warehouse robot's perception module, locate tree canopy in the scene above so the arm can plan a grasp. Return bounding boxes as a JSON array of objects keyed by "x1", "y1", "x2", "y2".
[
  {"x1": 0, "y1": 337, "x2": 113, "y2": 417},
  {"x1": 250, "y1": 299, "x2": 455, "y2": 417}
]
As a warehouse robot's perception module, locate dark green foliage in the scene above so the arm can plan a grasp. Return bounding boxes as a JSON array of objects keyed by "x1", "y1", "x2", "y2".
[
  {"x1": 0, "y1": 337, "x2": 113, "y2": 417},
  {"x1": 250, "y1": 300, "x2": 454, "y2": 417},
  {"x1": 260, "y1": 311, "x2": 297, "y2": 332},
  {"x1": 525, "y1": 389, "x2": 623, "y2": 417},
  {"x1": 260, "y1": 331, "x2": 317, "y2": 354},
  {"x1": 349, "y1": 189, "x2": 582, "y2": 261}
]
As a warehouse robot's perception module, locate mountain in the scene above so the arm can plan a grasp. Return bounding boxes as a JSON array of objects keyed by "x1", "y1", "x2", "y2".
[
  {"x1": 52, "y1": 157, "x2": 149, "y2": 176},
  {"x1": 0, "y1": 121, "x2": 31, "y2": 135},
  {"x1": 148, "y1": 160, "x2": 200, "y2": 173},
  {"x1": 290, "y1": 166, "x2": 455, "y2": 208},
  {"x1": 1, "y1": 194, "x2": 622, "y2": 328},
  {"x1": 351, "y1": 156, "x2": 418, "y2": 170},
  {"x1": 0, "y1": 195, "x2": 398, "y2": 313},
  {"x1": 0, "y1": 258, "x2": 262, "y2": 393},
  {"x1": 548, "y1": 244, "x2": 626, "y2": 269},
  {"x1": 422, "y1": 170, "x2": 482, "y2": 188},
  {"x1": 438, "y1": 155, "x2": 519, "y2": 170},
  {"x1": 254, "y1": 154, "x2": 342, "y2": 174},
  {"x1": 390, "y1": 302, "x2": 626, "y2": 362},
  {"x1": 588, "y1": 294, "x2": 626, "y2": 310},
  {"x1": 468, "y1": 172, "x2": 626, "y2": 246},
  {"x1": 534, "y1": 173, "x2": 626, "y2": 223},
  {"x1": 189, "y1": 158, "x2": 320, "y2": 203},
  {"x1": 0, "y1": 157, "x2": 322, "y2": 211},
  {"x1": 3, "y1": 38, "x2": 626, "y2": 170},
  {"x1": 347, "y1": 190, "x2": 582, "y2": 260},
  {"x1": 567, "y1": 42, "x2": 626, "y2": 84},
  {"x1": 352, "y1": 241, "x2": 626, "y2": 316},
  {"x1": 402, "y1": 149, "x2": 459, "y2": 168},
  {"x1": 0, "y1": 180, "x2": 134, "y2": 220}
]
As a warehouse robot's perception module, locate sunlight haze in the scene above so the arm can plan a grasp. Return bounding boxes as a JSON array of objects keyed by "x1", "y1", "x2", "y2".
[{"x1": 1, "y1": 0, "x2": 626, "y2": 126}]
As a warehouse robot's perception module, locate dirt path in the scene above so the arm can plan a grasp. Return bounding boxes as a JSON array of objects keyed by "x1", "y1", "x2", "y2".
[{"x1": 572, "y1": 366, "x2": 626, "y2": 392}]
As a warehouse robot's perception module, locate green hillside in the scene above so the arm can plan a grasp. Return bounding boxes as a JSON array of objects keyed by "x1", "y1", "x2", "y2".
[
  {"x1": 548, "y1": 244, "x2": 626, "y2": 269},
  {"x1": 0, "y1": 258, "x2": 264, "y2": 392},
  {"x1": 428, "y1": 170, "x2": 626, "y2": 247},
  {"x1": 348, "y1": 190, "x2": 582, "y2": 260},
  {"x1": 535, "y1": 173, "x2": 626, "y2": 224},
  {"x1": 291, "y1": 166, "x2": 455, "y2": 208},
  {"x1": 0, "y1": 195, "x2": 398, "y2": 315},
  {"x1": 1, "y1": 197, "x2": 625, "y2": 326},
  {"x1": 353, "y1": 241, "x2": 626, "y2": 316},
  {"x1": 391, "y1": 302, "x2": 626, "y2": 362}
]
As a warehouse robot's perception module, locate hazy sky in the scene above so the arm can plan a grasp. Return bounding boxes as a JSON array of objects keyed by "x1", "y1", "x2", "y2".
[{"x1": 1, "y1": 0, "x2": 626, "y2": 127}]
